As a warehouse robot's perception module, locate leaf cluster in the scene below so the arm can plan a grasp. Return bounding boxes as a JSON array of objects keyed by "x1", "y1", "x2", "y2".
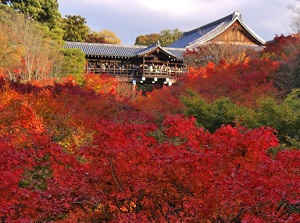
[
  {"x1": 135, "y1": 29, "x2": 182, "y2": 46},
  {"x1": 1, "y1": 0, "x2": 61, "y2": 29},
  {"x1": 0, "y1": 73, "x2": 299, "y2": 222}
]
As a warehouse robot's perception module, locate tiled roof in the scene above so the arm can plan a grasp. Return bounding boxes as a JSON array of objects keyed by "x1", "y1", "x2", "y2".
[
  {"x1": 168, "y1": 11, "x2": 266, "y2": 48},
  {"x1": 164, "y1": 48, "x2": 186, "y2": 60},
  {"x1": 65, "y1": 42, "x2": 144, "y2": 57},
  {"x1": 137, "y1": 42, "x2": 161, "y2": 56},
  {"x1": 65, "y1": 11, "x2": 265, "y2": 60},
  {"x1": 64, "y1": 42, "x2": 186, "y2": 60}
]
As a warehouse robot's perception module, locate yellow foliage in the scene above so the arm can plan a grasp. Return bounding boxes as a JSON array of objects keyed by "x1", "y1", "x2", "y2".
[{"x1": 97, "y1": 29, "x2": 121, "y2": 44}]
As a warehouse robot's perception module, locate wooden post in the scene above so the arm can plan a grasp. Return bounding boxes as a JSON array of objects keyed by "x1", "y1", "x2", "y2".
[
  {"x1": 85, "y1": 59, "x2": 89, "y2": 74},
  {"x1": 100, "y1": 59, "x2": 102, "y2": 73},
  {"x1": 167, "y1": 61, "x2": 169, "y2": 77},
  {"x1": 113, "y1": 60, "x2": 116, "y2": 76},
  {"x1": 143, "y1": 56, "x2": 145, "y2": 76}
]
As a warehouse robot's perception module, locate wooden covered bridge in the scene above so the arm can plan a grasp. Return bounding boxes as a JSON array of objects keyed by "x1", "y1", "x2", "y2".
[
  {"x1": 65, "y1": 41, "x2": 186, "y2": 85},
  {"x1": 65, "y1": 11, "x2": 265, "y2": 85}
]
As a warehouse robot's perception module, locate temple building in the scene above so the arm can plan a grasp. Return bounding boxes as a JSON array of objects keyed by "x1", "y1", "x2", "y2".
[
  {"x1": 65, "y1": 11, "x2": 265, "y2": 85},
  {"x1": 65, "y1": 41, "x2": 186, "y2": 85}
]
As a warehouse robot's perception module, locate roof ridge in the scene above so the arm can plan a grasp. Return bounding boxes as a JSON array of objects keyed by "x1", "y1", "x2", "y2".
[
  {"x1": 137, "y1": 42, "x2": 177, "y2": 58},
  {"x1": 163, "y1": 46, "x2": 186, "y2": 50},
  {"x1": 65, "y1": 41, "x2": 146, "y2": 49}
]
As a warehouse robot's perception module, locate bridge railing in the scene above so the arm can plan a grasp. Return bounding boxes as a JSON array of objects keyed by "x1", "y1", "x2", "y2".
[{"x1": 85, "y1": 67, "x2": 186, "y2": 78}]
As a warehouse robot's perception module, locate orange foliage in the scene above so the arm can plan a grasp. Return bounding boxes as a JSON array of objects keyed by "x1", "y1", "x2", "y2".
[{"x1": 82, "y1": 73, "x2": 118, "y2": 94}]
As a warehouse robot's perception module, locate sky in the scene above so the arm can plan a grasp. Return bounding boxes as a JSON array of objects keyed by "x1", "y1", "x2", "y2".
[{"x1": 57, "y1": 0, "x2": 296, "y2": 45}]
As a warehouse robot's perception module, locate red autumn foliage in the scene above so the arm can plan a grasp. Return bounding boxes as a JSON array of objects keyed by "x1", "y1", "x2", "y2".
[
  {"x1": 262, "y1": 34, "x2": 300, "y2": 61},
  {"x1": 261, "y1": 34, "x2": 300, "y2": 94},
  {"x1": 0, "y1": 74, "x2": 299, "y2": 222},
  {"x1": 134, "y1": 86, "x2": 185, "y2": 123},
  {"x1": 0, "y1": 86, "x2": 87, "y2": 221},
  {"x1": 181, "y1": 58, "x2": 279, "y2": 107},
  {"x1": 67, "y1": 115, "x2": 299, "y2": 222}
]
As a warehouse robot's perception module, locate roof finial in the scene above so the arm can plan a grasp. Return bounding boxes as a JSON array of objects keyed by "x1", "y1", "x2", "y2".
[
  {"x1": 157, "y1": 40, "x2": 160, "y2": 46},
  {"x1": 234, "y1": 10, "x2": 241, "y2": 18}
]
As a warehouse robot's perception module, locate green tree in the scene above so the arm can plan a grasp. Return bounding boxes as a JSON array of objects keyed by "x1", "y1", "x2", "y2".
[
  {"x1": 231, "y1": 92, "x2": 300, "y2": 148},
  {"x1": 158, "y1": 28, "x2": 182, "y2": 46},
  {"x1": 206, "y1": 97, "x2": 241, "y2": 132},
  {"x1": 255, "y1": 92, "x2": 300, "y2": 147},
  {"x1": 1, "y1": 0, "x2": 61, "y2": 29},
  {"x1": 181, "y1": 90, "x2": 251, "y2": 132},
  {"x1": 181, "y1": 89, "x2": 209, "y2": 126},
  {"x1": 283, "y1": 89, "x2": 300, "y2": 148},
  {"x1": 135, "y1": 33, "x2": 159, "y2": 46},
  {"x1": 59, "y1": 48, "x2": 86, "y2": 81},
  {"x1": 61, "y1": 15, "x2": 90, "y2": 42}
]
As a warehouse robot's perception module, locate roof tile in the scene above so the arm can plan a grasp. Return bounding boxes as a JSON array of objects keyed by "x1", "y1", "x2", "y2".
[{"x1": 64, "y1": 42, "x2": 186, "y2": 60}]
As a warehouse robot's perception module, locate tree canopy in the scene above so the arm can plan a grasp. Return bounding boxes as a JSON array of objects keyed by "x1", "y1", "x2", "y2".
[
  {"x1": 0, "y1": 79, "x2": 299, "y2": 221},
  {"x1": 59, "y1": 48, "x2": 86, "y2": 80},
  {"x1": 134, "y1": 29, "x2": 182, "y2": 46},
  {"x1": 135, "y1": 33, "x2": 160, "y2": 46},
  {"x1": 86, "y1": 31, "x2": 107, "y2": 43},
  {"x1": 61, "y1": 15, "x2": 90, "y2": 42},
  {"x1": 1, "y1": 0, "x2": 61, "y2": 29},
  {"x1": 0, "y1": 4, "x2": 65, "y2": 81},
  {"x1": 158, "y1": 28, "x2": 182, "y2": 46},
  {"x1": 95, "y1": 29, "x2": 121, "y2": 44}
]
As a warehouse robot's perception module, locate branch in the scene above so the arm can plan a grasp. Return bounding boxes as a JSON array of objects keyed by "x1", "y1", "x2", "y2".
[{"x1": 109, "y1": 157, "x2": 124, "y2": 192}]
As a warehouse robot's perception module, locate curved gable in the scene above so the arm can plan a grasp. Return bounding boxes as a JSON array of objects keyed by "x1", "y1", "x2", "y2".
[
  {"x1": 210, "y1": 20, "x2": 265, "y2": 46},
  {"x1": 169, "y1": 11, "x2": 266, "y2": 49},
  {"x1": 137, "y1": 42, "x2": 177, "y2": 59}
]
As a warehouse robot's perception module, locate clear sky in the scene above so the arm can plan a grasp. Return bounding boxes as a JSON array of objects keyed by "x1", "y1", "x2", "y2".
[{"x1": 57, "y1": 0, "x2": 295, "y2": 45}]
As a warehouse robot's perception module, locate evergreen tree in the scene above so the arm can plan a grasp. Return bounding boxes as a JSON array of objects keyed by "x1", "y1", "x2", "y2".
[
  {"x1": 61, "y1": 15, "x2": 90, "y2": 42},
  {"x1": 1, "y1": 0, "x2": 61, "y2": 29},
  {"x1": 59, "y1": 48, "x2": 86, "y2": 81}
]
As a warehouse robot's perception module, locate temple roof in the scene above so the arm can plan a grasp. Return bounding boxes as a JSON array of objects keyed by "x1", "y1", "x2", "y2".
[
  {"x1": 65, "y1": 42, "x2": 186, "y2": 60},
  {"x1": 137, "y1": 41, "x2": 177, "y2": 58},
  {"x1": 65, "y1": 11, "x2": 265, "y2": 60},
  {"x1": 168, "y1": 11, "x2": 266, "y2": 48}
]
